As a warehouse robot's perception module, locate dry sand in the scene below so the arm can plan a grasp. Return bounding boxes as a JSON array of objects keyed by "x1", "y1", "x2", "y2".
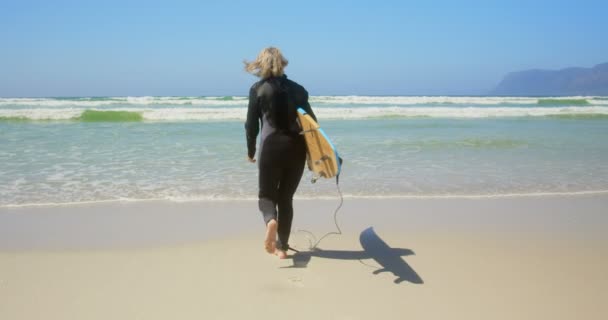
[{"x1": 1, "y1": 195, "x2": 607, "y2": 319}]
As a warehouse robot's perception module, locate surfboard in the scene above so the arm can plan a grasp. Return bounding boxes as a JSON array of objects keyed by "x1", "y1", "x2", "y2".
[{"x1": 297, "y1": 108, "x2": 341, "y2": 181}]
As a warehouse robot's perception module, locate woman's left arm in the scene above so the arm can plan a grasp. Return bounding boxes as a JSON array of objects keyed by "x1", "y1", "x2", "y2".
[{"x1": 245, "y1": 85, "x2": 260, "y2": 161}]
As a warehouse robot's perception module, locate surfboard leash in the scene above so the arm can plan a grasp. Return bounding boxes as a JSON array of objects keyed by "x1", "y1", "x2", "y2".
[{"x1": 295, "y1": 160, "x2": 344, "y2": 251}]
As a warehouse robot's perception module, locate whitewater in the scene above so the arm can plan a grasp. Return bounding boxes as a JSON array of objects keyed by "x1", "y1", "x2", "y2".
[{"x1": 1, "y1": 96, "x2": 608, "y2": 121}]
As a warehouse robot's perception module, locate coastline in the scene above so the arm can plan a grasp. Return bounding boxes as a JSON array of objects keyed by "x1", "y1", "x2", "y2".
[
  {"x1": 1, "y1": 195, "x2": 607, "y2": 319},
  {"x1": 1, "y1": 194, "x2": 607, "y2": 250},
  {"x1": 3, "y1": 188, "x2": 608, "y2": 209}
]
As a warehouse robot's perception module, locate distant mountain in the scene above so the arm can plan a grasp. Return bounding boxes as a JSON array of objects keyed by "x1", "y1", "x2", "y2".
[{"x1": 493, "y1": 63, "x2": 608, "y2": 96}]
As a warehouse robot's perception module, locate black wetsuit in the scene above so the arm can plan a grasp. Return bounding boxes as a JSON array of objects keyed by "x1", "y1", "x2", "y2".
[{"x1": 245, "y1": 75, "x2": 316, "y2": 251}]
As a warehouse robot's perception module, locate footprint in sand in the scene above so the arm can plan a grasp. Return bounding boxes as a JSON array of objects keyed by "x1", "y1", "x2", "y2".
[{"x1": 288, "y1": 276, "x2": 304, "y2": 287}]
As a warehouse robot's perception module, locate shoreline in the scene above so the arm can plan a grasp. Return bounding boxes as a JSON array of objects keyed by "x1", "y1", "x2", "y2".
[
  {"x1": 3, "y1": 188, "x2": 608, "y2": 209},
  {"x1": 1, "y1": 194, "x2": 606, "y2": 251}
]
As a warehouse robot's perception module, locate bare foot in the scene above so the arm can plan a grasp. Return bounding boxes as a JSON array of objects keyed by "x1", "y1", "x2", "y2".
[
  {"x1": 274, "y1": 249, "x2": 288, "y2": 259},
  {"x1": 264, "y1": 220, "x2": 277, "y2": 254}
]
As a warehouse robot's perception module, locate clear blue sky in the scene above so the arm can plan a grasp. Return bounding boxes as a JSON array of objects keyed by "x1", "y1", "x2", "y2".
[{"x1": 1, "y1": 0, "x2": 607, "y2": 97}]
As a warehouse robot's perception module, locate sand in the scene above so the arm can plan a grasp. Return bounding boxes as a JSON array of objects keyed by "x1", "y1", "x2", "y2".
[{"x1": 1, "y1": 195, "x2": 607, "y2": 319}]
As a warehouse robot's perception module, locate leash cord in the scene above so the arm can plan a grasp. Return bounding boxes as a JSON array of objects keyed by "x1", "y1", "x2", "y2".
[{"x1": 295, "y1": 176, "x2": 343, "y2": 250}]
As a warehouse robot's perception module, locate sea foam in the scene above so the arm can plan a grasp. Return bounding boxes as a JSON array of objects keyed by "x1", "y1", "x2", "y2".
[
  {"x1": 2, "y1": 96, "x2": 608, "y2": 122},
  {"x1": 2, "y1": 95, "x2": 608, "y2": 107},
  {"x1": 2, "y1": 106, "x2": 608, "y2": 121}
]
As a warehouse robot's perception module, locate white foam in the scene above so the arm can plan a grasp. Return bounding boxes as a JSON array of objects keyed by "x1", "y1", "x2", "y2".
[
  {"x1": 310, "y1": 96, "x2": 541, "y2": 105},
  {"x1": 590, "y1": 98, "x2": 608, "y2": 105},
  {"x1": 2, "y1": 96, "x2": 607, "y2": 108},
  {"x1": 314, "y1": 106, "x2": 608, "y2": 119},
  {"x1": 0, "y1": 108, "x2": 83, "y2": 120},
  {"x1": 3, "y1": 189, "x2": 608, "y2": 208},
  {"x1": 0, "y1": 97, "x2": 248, "y2": 107},
  {"x1": 142, "y1": 108, "x2": 246, "y2": 121},
  {"x1": 2, "y1": 106, "x2": 608, "y2": 121}
]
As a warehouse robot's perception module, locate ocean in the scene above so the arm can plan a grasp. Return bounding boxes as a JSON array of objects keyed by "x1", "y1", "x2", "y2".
[{"x1": 1, "y1": 96, "x2": 608, "y2": 207}]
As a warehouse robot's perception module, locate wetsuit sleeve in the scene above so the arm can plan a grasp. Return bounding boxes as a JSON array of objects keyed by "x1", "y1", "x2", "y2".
[
  {"x1": 302, "y1": 90, "x2": 317, "y2": 122},
  {"x1": 245, "y1": 86, "x2": 260, "y2": 159}
]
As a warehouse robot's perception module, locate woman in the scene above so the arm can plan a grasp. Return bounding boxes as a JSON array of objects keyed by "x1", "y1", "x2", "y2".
[{"x1": 244, "y1": 47, "x2": 316, "y2": 259}]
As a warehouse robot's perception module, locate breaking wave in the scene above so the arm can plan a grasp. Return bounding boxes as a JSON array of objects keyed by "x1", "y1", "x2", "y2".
[
  {"x1": 2, "y1": 95, "x2": 608, "y2": 108},
  {"x1": 2, "y1": 106, "x2": 608, "y2": 122},
  {"x1": 1, "y1": 95, "x2": 608, "y2": 122}
]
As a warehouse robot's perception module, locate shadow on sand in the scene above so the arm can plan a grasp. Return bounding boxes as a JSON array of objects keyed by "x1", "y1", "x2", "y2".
[{"x1": 285, "y1": 227, "x2": 423, "y2": 284}]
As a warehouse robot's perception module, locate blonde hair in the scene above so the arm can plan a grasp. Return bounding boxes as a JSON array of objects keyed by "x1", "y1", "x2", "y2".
[{"x1": 244, "y1": 47, "x2": 288, "y2": 79}]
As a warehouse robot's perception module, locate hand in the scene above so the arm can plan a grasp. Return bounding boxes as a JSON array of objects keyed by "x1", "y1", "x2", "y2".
[{"x1": 247, "y1": 156, "x2": 256, "y2": 163}]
